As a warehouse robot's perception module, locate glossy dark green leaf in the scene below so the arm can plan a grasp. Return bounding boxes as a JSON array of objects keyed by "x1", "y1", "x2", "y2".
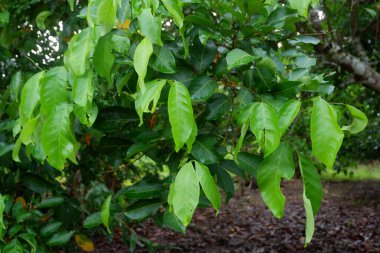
[
  {"x1": 118, "y1": 181, "x2": 163, "y2": 199},
  {"x1": 125, "y1": 199, "x2": 161, "y2": 220},
  {"x1": 3, "y1": 239, "x2": 23, "y2": 253},
  {"x1": 189, "y1": 38, "x2": 216, "y2": 73},
  {"x1": 206, "y1": 94, "x2": 230, "y2": 120},
  {"x1": 18, "y1": 233, "x2": 37, "y2": 253},
  {"x1": 22, "y1": 173, "x2": 54, "y2": 193},
  {"x1": 237, "y1": 152, "x2": 262, "y2": 177},
  {"x1": 218, "y1": 160, "x2": 245, "y2": 178},
  {"x1": 0, "y1": 194, "x2": 4, "y2": 239},
  {"x1": 216, "y1": 167, "x2": 234, "y2": 202},
  {"x1": 40, "y1": 222, "x2": 63, "y2": 237},
  {"x1": 188, "y1": 75, "x2": 218, "y2": 102},
  {"x1": 35, "y1": 197, "x2": 64, "y2": 209},
  {"x1": 342, "y1": 105, "x2": 368, "y2": 134},
  {"x1": 311, "y1": 97, "x2": 343, "y2": 169},
  {"x1": 191, "y1": 137, "x2": 220, "y2": 164},
  {"x1": 94, "y1": 34, "x2": 114, "y2": 84},
  {"x1": 170, "y1": 162, "x2": 199, "y2": 226},
  {"x1": 152, "y1": 47, "x2": 176, "y2": 74},
  {"x1": 138, "y1": 8, "x2": 162, "y2": 46},
  {"x1": 46, "y1": 231, "x2": 75, "y2": 246},
  {"x1": 36, "y1": 11, "x2": 52, "y2": 30},
  {"x1": 168, "y1": 81, "x2": 195, "y2": 152},
  {"x1": 257, "y1": 143, "x2": 295, "y2": 218}
]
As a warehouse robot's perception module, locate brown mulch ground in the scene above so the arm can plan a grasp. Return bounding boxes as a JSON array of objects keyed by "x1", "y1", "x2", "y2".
[{"x1": 95, "y1": 180, "x2": 380, "y2": 253}]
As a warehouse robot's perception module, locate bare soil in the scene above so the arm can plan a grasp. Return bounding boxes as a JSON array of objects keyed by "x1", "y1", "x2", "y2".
[{"x1": 95, "y1": 180, "x2": 380, "y2": 253}]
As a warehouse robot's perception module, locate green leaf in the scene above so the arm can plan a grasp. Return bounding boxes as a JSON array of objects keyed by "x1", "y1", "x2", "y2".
[
  {"x1": 341, "y1": 105, "x2": 368, "y2": 134},
  {"x1": 138, "y1": 9, "x2": 162, "y2": 46},
  {"x1": 36, "y1": 11, "x2": 52, "y2": 30},
  {"x1": 94, "y1": 34, "x2": 115, "y2": 84},
  {"x1": 0, "y1": 11, "x2": 10, "y2": 26},
  {"x1": 101, "y1": 194, "x2": 112, "y2": 233},
  {"x1": 22, "y1": 173, "x2": 54, "y2": 193},
  {"x1": 41, "y1": 105, "x2": 79, "y2": 170},
  {"x1": 168, "y1": 81, "x2": 195, "y2": 152},
  {"x1": 35, "y1": 197, "x2": 64, "y2": 209},
  {"x1": 257, "y1": 143, "x2": 295, "y2": 218},
  {"x1": 125, "y1": 199, "x2": 161, "y2": 220},
  {"x1": 194, "y1": 161, "x2": 221, "y2": 211},
  {"x1": 163, "y1": 210, "x2": 185, "y2": 234},
  {"x1": 226, "y1": 49, "x2": 255, "y2": 70},
  {"x1": 46, "y1": 231, "x2": 75, "y2": 246},
  {"x1": 161, "y1": 0, "x2": 184, "y2": 28},
  {"x1": 9, "y1": 71, "x2": 22, "y2": 102},
  {"x1": 117, "y1": 180, "x2": 164, "y2": 199},
  {"x1": 19, "y1": 72, "x2": 45, "y2": 125},
  {"x1": 68, "y1": 0, "x2": 74, "y2": 11},
  {"x1": 73, "y1": 70, "x2": 94, "y2": 107},
  {"x1": 73, "y1": 102, "x2": 98, "y2": 127},
  {"x1": 311, "y1": 97, "x2": 344, "y2": 169},
  {"x1": 83, "y1": 212, "x2": 103, "y2": 229},
  {"x1": 215, "y1": 167, "x2": 234, "y2": 202},
  {"x1": 133, "y1": 38, "x2": 153, "y2": 91},
  {"x1": 206, "y1": 94, "x2": 230, "y2": 120},
  {"x1": 278, "y1": 100, "x2": 301, "y2": 136},
  {"x1": 64, "y1": 28, "x2": 92, "y2": 77},
  {"x1": 111, "y1": 32, "x2": 130, "y2": 55},
  {"x1": 186, "y1": 121, "x2": 197, "y2": 152},
  {"x1": 135, "y1": 79, "x2": 166, "y2": 125},
  {"x1": 189, "y1": 38, "x2": 216, "y2": 73},
  {"x1": 250, "y1": 102, "x2": 280, "y2": 157},
  {"x1": 0, "y1": 194, "x2": 4, "y2": 240},
  {"x1": 40, "y1": 222, "x2": 63, "y2": 237},
  {"x1": 191, "y1": 137, "x2": 220, "y2": 164},
  {"x1": 236, "y1": 152, "x2": 262, "y2": 177},
  {"x1": 3, "y1": 239, "x2": 23, "y2": 253},
  {"x1": 18, "y1": 233, "x2": 37, "y2": 253},
  {"x1": 19, "y1": 116, "x2": 39, "y2": 145},
  {"x1": 170, "y1": 162, "x2": 200, "y2": 226},
  {"x1": 288, "y1": 0, "x2": 311, "y2": 18},
  {"x1": 298, "y1": 155, "x2": 323, "y2": 246},
  {"x1": 152, "y1": 47, "x2": 176, "y2": 74},
  {"x1": 188, "y1": 75, "x2": 218, "y2": 102},
  {"x1": 40, "y1": 66, "x2": 69, "y2": 116},
  {"x1": 97, "y1": 0, "x2": 116, "y2": 35}
]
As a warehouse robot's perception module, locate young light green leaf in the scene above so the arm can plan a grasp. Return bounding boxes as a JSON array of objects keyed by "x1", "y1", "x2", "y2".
[
  {"x1": 341, "y1": 104, "x2": 368, "y2": 134},
  {"x1": 161, "y1": 0, "x2": 184, "y2": 28},
  {"x1": 9, "y1": 71, "x2": 22, "y2": 102},
  {"x1": 97, "y1": 0, "x2": 116, "y2": 35},
  {"x1": 194, "y1": 161, "x2": 221, "y2": 211},
  {"x1": 138, "y1": 9, "x2": 162, "y2": 46},
  {"x1": 64, "y1": 28, "x2": 92, "y2": 77},
  {"x1": 73, "y1": 102, "x2": 98, "y2": 127},
  {"x1": 40, "y1": 66, "x2": 69, "y2": 116},
  {"x1": 311, "y1": 97, "x2": 343, "y2": 170},
  {"x1": 250, "y1": 102, "x2": 280, "y2": 157},
  {"x1": 19, "y1": 116, "x2": 39, "y2": 145},
  {"x1": 101, "y1": 194, "x2": 112, "y2": 233},
  {"x1": 133, "y1": 38, "x2": 153, "y2": 91},
  {"x1": 73, "y1": 70, "x2": 94, "y2": 107},
  {"x1": 36, "y1": 11, "x2": 52, "y2": 30},
  {"x1": 186, "y1": 120, "x2": 197, "y2": 152},
  {"x1": 83, "y1": 212, "x2": 103, "y2": 229},
  {"x1": 278, "y1": 100, "x2": 301, "y2": 136},
  {"x1": 135, "y1": 79, "x2": 166, "y2": 125},
  {"x1": 170, "y1": 162, "x2": 200, "y2": 226},
  {"x1": 226, "y1": 49, "x2": 255, "y2": 70},
  {"x1": 68, "y1": 0, "x2": 74, "y2": 11},
  {"x1": 19, "y1": 71, "x2": 45, "y2": 125},
  {"x1": 168, "y1": 81, "x2": 195, "y2": 152},
  {"x1": 299, "y1": 155, "x2": 323, "y2": 246},
  {"x1": 93, "y1": 34, "x2": 114, "y2": 84},
  {"x1": 288, "y1": 0, "x2": 311, "y2": 18},
  {"x1": 257, "y1": 143, "x2": 295, "y2": 218},
  {"x1": 41, "y1": 105, "x2": 79, "y2": 170}
]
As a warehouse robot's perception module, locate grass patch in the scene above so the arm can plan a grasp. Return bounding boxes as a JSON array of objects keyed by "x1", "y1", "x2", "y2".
[{"x1": 321, "y1": 162, "x2": 380, "y2": 181}]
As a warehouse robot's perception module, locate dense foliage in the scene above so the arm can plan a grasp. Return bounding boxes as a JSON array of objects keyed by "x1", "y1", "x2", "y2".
[{"x1": 0, "y1": 0, "x2": 372, "y2": 252}]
